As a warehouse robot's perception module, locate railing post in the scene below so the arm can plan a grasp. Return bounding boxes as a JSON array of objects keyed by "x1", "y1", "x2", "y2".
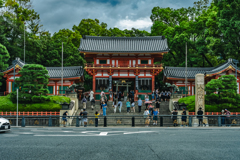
[
  {"x1": 48, "y1": 117, "x2": 52, "y2": 127},
  {"x1": 76, "y1": 117, "x2": 79, "y2": 127},
  {"x1": 160, "y1": 116, "x2": 163, "y2": 127},
  {"x1": 132, "y1": 116, "x2": 135, "y2": 127},
  {"x1": 218, "y1": 116, "x2": 221, "y2": 127},
  {"x1": 21, "y1": 117, "x2": 25, "y2": 127},
  {"x1": 104, "y1": 116, "x2": 107, "y2": 127},
  {"x1": 189, "y1": 116, "x2": 192, "y2": 127}
]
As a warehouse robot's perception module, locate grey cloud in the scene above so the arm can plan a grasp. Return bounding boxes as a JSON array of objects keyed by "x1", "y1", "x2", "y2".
[{"x1": 32, "y1": 0, "x2": 198, "y2": 34}]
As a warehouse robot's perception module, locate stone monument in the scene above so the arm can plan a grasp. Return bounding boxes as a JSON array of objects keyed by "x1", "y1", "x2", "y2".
[
  {"x1": 195, "y1": 74, "x2": 205, "y2": 114},
  {"x1": 193, "y1": 74, "x2": 208, "y2": 127}
]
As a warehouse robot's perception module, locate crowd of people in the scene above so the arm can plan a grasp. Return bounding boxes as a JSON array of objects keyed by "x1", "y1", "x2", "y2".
[{"x1": 63, "y1": 89, "x2": 234, "y2": 127}]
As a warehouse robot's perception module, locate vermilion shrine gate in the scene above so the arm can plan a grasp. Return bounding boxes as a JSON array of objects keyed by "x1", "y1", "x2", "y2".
[{"x1": 79, "y1": 36, "x2": 169, "y2": 100}]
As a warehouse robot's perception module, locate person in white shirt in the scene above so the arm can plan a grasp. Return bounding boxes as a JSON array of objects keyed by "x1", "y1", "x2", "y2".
[
  {"x1": 89, "y1": 90, "x2": 94, "y2": 101},
  {"x1": 131, "y1": 101, "x2": 135, "y2": 113},
  {"x1": 143, "y1": 109, "x2": 150, "y2": 127},
  {"x1": 112, "y1": 100, "x2": 117, "y2": 113},
  {"x1": 101, "y1": 90, "x2": 105, "y2": 97}
]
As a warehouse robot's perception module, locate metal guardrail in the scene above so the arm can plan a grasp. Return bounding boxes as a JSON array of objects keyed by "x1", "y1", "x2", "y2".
[{"x1": 1, "y1": 115, "x2": 240, "y2": 127}]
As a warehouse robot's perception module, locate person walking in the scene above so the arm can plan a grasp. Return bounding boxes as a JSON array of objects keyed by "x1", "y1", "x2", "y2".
[
  {"x1": 89, "y1": 90, "x2": 94, "y2": 101},
  {"x1": 90, "y1": 97, "x2": 95, "y2": 110},
  {"x1": 79, "y1": 109, "x2": 83, "y2": 126},
  {"x1": 143, "y1": 109, "x2": 150, "y2": 127},
  {"x1": 197, "y1": 107, "x2": 205, "y2": 127},
  {"x1": 225, "y1": 109, "x2": 231, "y2": 127},
  {"x1": 152, "y1": 91, "x2": 155, "y2": 100},
  {"x1": 62, "y1": 111, "x2": 68, "y2": 127},
  {"x1": 82, "y1": 96, "x2": 87, "y2": 109},
  {"x1": 101, "y1": 90, "x2": 105, "y2": 97},
  {"x1": 145, "y1": 96, "x2": 149, "y2": 109},
  {"x1": 95, "y1": 111, "x2": 100, "y2": 127},
  {"x1": 221, "y1": 110, "x2": 225, "y2": 126},
  {"x1": 82, "y1": 109, "x2": 88, "y2": 127},
  {"x1": 160, "y1": 91, "x2": 165, "y2": 102},
  {"x1": 137, "y1": 98, "x2": 143, "y2": 113},
  {"x1": 117, "y1": 99, "x2": 122, "y2": 113},
  {"x1": 102, "y1": 102, "x2": 107, "y2": 116},
  {"x1": 126, "y1": 99, "x2": 131, "y2": 113},
  {"x1": 172, "y1": 109, "x2": 178, "y2": 127},
  {"x1": 113, "y1": 100, "x2": 117, "y2": 113},
  {"x1": 153, "y1": 108, "x2": 158, "y2": 125},
  {"x1": 155, "y1": 99, "x2": 160, "y2": 112},
  {"x1": 148, "y1": 103, "x2": 154, "y2": 116},
  {"x1": 181, "y1": 108, "x2": 187, "y2": 127},
  {"x1": 131, "y1": 100, "x2": 135, "y2": 113}
]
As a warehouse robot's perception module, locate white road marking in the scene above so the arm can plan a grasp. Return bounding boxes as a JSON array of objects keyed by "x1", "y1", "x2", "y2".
[
  {"x1": 123, "y1": 131, "x2": 155, "y2": 134},
  {"x1": 99, "y1": 132, "x2": 108, "y2": 136}
]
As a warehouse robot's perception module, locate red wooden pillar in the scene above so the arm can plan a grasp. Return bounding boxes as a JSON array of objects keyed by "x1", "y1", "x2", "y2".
[
  {"x1": 70, "y1": 81, "x2": 74, "y2": 85},
  {"x1": 54, "y1": 81, "x2": 58, "y2": 95},
  {"x1": 152, "y1": 75, "x2": 155, "y2": 92},
  {"x1": 6, "y1": 80, "x2": 9, "y2": 94},
  {"x1": 93, "y1": 74, "x2": 96, "y2": 92},
  {"x1": 190, "y1": 82, "x2": 192, "y2": 95}
]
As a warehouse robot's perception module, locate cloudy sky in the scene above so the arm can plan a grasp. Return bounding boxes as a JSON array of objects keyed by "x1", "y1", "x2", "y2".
[{"x1": 31, "y1": 0, "x2": 197, "y2": 34}]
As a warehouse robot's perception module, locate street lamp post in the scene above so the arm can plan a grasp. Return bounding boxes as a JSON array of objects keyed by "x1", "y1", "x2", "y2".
[{"x1": 16, "y1": 89, "x2": 18, "y2": 127}]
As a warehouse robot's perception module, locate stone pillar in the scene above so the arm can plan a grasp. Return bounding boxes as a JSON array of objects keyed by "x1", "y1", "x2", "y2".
[
  {"x1": 195, "y1": 74, "x2": 205, "y2": 114},
  {"x1": 194, "y1": 74, "x2": 208, "y2": 127},
  {"x1": 109, "y1": 75, "x2": 112, "y2": 90}
]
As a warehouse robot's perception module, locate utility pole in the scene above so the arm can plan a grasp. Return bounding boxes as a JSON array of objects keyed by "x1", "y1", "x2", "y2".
[
  {"x1": 62, "y1": 42, "x2": 63, "y2": 96},
  {"x1": 185, "y1": 42, "x2": 187, "y2": 97},
  {"x1": 24, "y1": 22, "x2": 26, "y2": 63},
  {"x1": 16, "y1": 89, "x2": 18, "y2": 127}
]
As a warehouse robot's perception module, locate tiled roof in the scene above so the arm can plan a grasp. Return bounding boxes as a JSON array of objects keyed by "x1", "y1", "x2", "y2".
[
  {"x1": 78, "y1": 36, "x2": 169, "y2": 53},
  {"x1": 46, "y1": 66, "x2": 84, "y2": 78},
  {"x1": 164, "y1": 67, "x2": 211, "y2": 79},
  {"x1": 3, "y1": 57, "x2": 25, "y2": 72},
  {"x1": 164, "y1": 59, "x2": 240, "y2": 79},
  {"x1": 2, "y1": 58, "x2": 84, "y2": 78}
]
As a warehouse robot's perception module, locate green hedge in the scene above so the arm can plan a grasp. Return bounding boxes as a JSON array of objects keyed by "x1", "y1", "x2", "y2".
[
  {"x1": 0, "y1": 95, "x2": 71, "y2": 112},
  {"x1": 178, "y1": 95, "x2": 240, "y2": 112}
]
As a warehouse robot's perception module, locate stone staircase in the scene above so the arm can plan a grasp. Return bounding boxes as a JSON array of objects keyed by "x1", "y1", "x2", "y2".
[{"x1": 71, "y1": 100, "x2": 173, "y2": 127}]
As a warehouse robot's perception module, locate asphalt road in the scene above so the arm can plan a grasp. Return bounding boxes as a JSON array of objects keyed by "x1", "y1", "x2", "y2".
[{"x1": 1, "y1": 127, "x2": 240, "y2": 160}]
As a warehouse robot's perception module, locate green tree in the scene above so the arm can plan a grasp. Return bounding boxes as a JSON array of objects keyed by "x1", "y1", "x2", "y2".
[
  {"x1": 11, "y1": 64, "x2": 50, "y2": 103},
  {"x1": 0, "y1": 43, "x2": 10, "y2": 88},
  {"x1": 213, "y1": 0, "x2": 240, "y2": 61},
  {"x1": 205, "y1": 75, "x2": 240, "y2": 110}
]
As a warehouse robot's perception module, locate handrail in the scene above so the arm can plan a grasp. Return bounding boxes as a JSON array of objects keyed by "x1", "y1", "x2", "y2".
[
  {"x1": 85, "y1": 63, "x2": 163, "y2": 68},
  {"x1": 0, "y1": 111, "x2": 60, "y2": 116}
]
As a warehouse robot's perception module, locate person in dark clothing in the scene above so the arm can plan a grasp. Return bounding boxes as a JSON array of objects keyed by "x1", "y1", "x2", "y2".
[
  {"x1": 197, "y1": 108, "x2": 205, "y2": 127},
  {"x1": 181, "y1": 108, "x2": 187, "y2": 127},
  {"x1": 62, "y1": 111, "x2": 68, "y2": 127},
  {"x1": 82, "y1": 109, "x2": 88, "y2": 127},
  {"x1": 155, "y1": 100, "x2": 160, "y2": 112},
  {"x1": 95, "y1": 111, "x2": 100, "y2": 127},
  {"x1": 172, "y1": 109, "x2": 178, "y2": 127}
]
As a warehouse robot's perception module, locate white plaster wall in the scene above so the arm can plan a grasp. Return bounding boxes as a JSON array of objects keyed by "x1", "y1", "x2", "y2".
[
  {"x1": 148, "y1": 59, "x2": 151, "y2": 64},
  {"x1": 96, "y1": 59, "x2": 99, "y2": 64},
  {"x1": 9, "y1": 82, "x2": 11, "y2": 92},
  {"x1": 53, "y1": 86, "x2": 55, "y2": 95}
]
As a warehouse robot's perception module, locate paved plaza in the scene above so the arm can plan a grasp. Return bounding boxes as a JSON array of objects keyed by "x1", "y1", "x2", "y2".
[{"x1": 1, "y1": 127, "x2": 240, "y2": 160}]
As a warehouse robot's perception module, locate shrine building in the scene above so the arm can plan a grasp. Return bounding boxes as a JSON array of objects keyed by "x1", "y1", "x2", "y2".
[
  {"x1": 2, "y1": 57, "x2": 84, "y2": 95},
  {"x1": 163, "y1": 58, "x2": 240, "y2": 95},
  {"x1": 79, "y1": 36, "x2": 169, "y2": 100}
]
